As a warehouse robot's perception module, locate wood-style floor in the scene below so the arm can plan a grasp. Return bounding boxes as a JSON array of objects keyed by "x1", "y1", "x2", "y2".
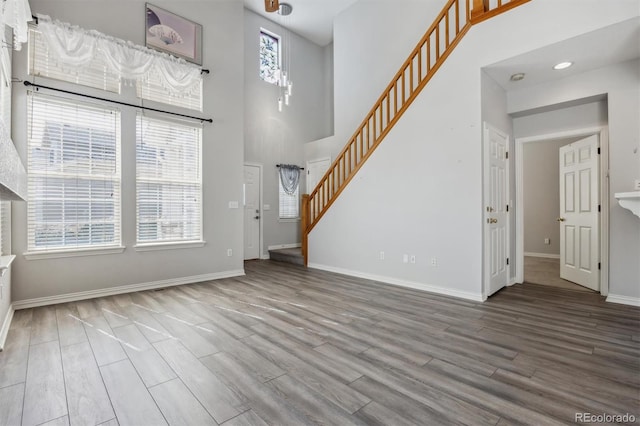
[{"x1": 1, "y1": 260, "x2": 639, "y2": 426}]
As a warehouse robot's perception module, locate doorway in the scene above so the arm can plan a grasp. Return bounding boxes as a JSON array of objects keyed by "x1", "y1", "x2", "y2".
[
  {"x1": 515, "y1": 127, "x2": 609, "y2": 295},
  {"x1": 306, "y1": 157, "x2": 331, "y2": 194},
  {"x1": 243, "y1": 163, "x2": 262, "y2": 260}
]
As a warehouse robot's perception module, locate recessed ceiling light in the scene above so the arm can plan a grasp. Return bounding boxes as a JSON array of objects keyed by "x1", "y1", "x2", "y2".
[
  {"x1": 553, "y1": 61, "x2": 573, "y2": 70},
  {"x1": 510, "y1": 72, "x2": 525, "y2": 82}
]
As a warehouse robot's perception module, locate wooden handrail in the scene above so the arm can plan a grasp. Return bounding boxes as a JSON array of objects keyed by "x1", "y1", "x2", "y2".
[{"x1": 302, "y1": 0, "x2": 530, "y2": 266}]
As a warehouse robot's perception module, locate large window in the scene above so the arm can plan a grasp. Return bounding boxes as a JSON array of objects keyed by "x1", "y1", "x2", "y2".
[
  {"x1": 279, "y1": 179, "x2": 299, "y2": 220},
  {"x1": 136, "y1": 115, "x2": 202, "y2": 245},
  {"x1": 28, "y1": 27, "x2": 121, "y2": 94},
  {"x1": 27, "y1": 94, "x2": 121, "y2": 252},
  {"x1": 259, "y1": 29, "x2": 280, "y2": 85}
]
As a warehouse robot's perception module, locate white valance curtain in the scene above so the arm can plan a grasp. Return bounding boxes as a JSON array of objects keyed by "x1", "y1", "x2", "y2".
[
  {"x1": 1, "y1": 0, "x2": 33, "y2": 50},
  {"x1": 279, "y1": 165, "x2": 301, "y2": 196},
  {"x1": 36, "y1": 14, "x2": 202, "y2": 96}
]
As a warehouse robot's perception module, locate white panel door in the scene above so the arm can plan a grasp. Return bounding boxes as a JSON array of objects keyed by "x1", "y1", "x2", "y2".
[
  {"x1": 559, "y1": 135, "x2": 599, "y2": 291},
  {"x1": 244, "y1": 165, "x2": 261, "y2": 260},
  {"x1": 306, "y1": 157, "x2": 331, "y2": 194},
  {"x1": 484, "y1": 124, "x2": 509, "y2": 296}
]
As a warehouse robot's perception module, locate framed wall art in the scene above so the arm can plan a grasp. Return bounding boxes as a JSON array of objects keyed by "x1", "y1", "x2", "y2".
[{"x1": 145, "y1": 3, "x2": 203, "y2": 65}]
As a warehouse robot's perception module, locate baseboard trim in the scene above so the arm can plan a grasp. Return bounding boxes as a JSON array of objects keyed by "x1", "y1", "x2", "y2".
[
  {"x1": 308, "y1": 263, "x2": 484, "y2": 302},
  {"x1": 606, "y1": 294, "x2": 640, "y2": 307},
  {"x1": 524, "y1": 252, "x2": 560, "y2": 259},
  {"x1": 12, "y1": 269, "x2": 245, "y2": 310},
  {"x1": 267, "y1": 243, "x2": 301, "y2": 250},
  {"x1": 0, "y1": 304, "x2": 15, "y2": 351},
  {"x1": 260, "y1": 254, "x2": 270, "y2": 260}
]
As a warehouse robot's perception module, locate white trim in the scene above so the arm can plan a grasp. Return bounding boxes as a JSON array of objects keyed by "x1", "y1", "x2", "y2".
[
  {"x1": 24, "y1": 246, "x2": 126, "y2": 260},
  {"x1": 606, "y1": 294, "x2": 640, "y2": 307},
  {"x1": 268, "y1": 243, "x2": 301, "y2": 250},
  {"x1": 134, "y1": 241, "x2": 206, "y2": 252},
  {"x1": 12, "y1": 269, "x2": 245, "y2": 310},
  {"x1": 244, "y1": 162, "x2": 264, "y2": 260},
  {"x1": 278, "y1": 218, "x2": 300, "y2": 223},
  {"x1": 515, "y1": 126, "x2": 609, "y2": 297},
  {"x1": 524, "y1": 252, "x2": 560, "y2": 259},
  {"x1": 308, "y1": 263, "x2": 485, "y2": 302},
  {"x1": 260, "y1": 254, "x2": 270, "y2": 260},
  {"x1": 0, "y1": 303, "x2": 14, "y2": 351}
]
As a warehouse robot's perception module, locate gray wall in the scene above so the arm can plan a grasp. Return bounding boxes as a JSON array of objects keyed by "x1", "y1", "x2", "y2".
[
  {"x1": 11, "y1": 0, "x2": 246, "y2": 302},
  {"x1": 308, "y1": 0, "x2": 638, "y2": 302},
  {"x1": 243, "y1": 9, "x2": 332, "y2": 255},
  {"x1": 522, "y1": 138, "x2": 580, "y2": 256}
]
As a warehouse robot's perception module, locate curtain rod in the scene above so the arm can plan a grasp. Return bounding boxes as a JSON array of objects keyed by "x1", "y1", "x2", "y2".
[
  {"x1": 24, "y1": 81, "x2": 213, "y2": 124},
  {"x1": 30, "y1": 15, "x2": 210, "y2": 75},
  {"x1": 276, "y1": 164, "x2": 304, "y2": 170}
]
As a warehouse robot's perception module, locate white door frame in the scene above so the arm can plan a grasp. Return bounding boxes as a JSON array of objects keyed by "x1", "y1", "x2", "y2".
[
  {"x1": 483, "y1": 122, "x2": 510, "y2": 299},
  {"x1": 243, "y1": 162, "x2": 264, "y2": 260},
  {"x1": 515, "y1": 126, "x2": 609, "y2": 295}
]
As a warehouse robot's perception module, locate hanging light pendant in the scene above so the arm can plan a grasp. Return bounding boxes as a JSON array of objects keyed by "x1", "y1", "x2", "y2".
[
  {"x1": 287, "y1": 81, "x2": 292, "y2": 96},
  {"x1": 278, "y1": 96, "x2": 283, "y2": 112}
]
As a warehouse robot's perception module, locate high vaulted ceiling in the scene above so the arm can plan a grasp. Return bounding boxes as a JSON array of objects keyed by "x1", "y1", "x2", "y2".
[{"x1": 243, "y1": 0, "x2": 358, "y2": 46}]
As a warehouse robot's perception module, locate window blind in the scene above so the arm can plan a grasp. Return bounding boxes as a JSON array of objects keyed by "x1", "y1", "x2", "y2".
[
  {"x1": 136, "y1": 115, "x2": 202, "y2": 244},
  {"x1": 136, "y1": 72, "x2": 203, "y2": 112},
  {"x1": 27, "y1": 93, "x2": 121, "y2": 252},
  {"x1": 28, "y1": 27, "x2": 121, "y2": 94},
  {"x1": 279, "y1": 179, "x2": 299, "y2": 219}
]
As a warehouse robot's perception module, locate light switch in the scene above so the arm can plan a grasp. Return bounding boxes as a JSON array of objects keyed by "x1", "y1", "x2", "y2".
[
  {"x1": 228, "y1": 201, "x2": 239, "y2": 209},
  {"x1": 263, "y1": 204, "x2": 271, "y2": 211}
]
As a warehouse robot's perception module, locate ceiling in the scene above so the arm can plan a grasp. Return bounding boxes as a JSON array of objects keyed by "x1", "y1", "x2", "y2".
[
  {"x1": 243, "y1": 0, "x2": 358, "y2": 46},
  {"x1": 484, "y1": 17, "x2": 640, "y2": 91}
]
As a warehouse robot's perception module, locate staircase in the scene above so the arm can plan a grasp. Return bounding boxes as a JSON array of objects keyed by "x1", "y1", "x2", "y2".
[{"x1": 301, "y1": 0, "x2": 530, "y2": 265}]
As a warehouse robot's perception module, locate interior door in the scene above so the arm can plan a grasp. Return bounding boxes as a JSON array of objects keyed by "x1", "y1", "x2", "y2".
[
  {"x1": 559, "y1": 135, "x2": 599, "y2": 291},
  {"x1": 243, "y1": 165, "x2": 260, "y2": 260},
  {"x1": 306, "y1": 157, "x2": 331, "y2": 194},
  {"x1": 484, "y1": 124, "x2": 509, "y2": 296}
]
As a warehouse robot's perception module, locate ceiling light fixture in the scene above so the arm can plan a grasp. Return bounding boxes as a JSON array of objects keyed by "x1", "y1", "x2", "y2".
[
  {"x1": 278, "y1": 3, "x2": 293, "y2": 16},
  {"x1": 510, "y1": 72, "x2": 525, "y2": 82},
  {"x1": 553, "y1": 61, "x2": 573, "y2": 70}
]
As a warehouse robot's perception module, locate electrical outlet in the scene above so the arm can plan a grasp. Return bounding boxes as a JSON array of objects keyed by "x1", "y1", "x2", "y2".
[
  {"x1": 544, "y1": 238, "x2": 550, "y2": 245},
  {"x1": 227, "y1": 249, "x2": 233, "y2": 257},
  {"x1": 403, "y1": 254, "x2": 408, "y2": 263},
  {"x1": 635, "y1": 179, "x2": 640, "y2": 190},
  {"x1": 410, "y1": 255, "x2": 416, "y2": 264},
  {"x1": 430, "y1": 257, "x2": 437, "y2": 267},
  {"x1": 379, "y1": 251, "x2": 385, "y2": 261}
]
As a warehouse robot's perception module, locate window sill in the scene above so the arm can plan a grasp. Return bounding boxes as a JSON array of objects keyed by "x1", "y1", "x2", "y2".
[
  {"x1": 24, "y1": 246, "x2": 126, "y2": 260},
  {"x1": 279, "y1": 218, "x2": 300, "y2": 223},
  {"x1": 134, "y1": 241, "x2": 206, "y2": 252}
]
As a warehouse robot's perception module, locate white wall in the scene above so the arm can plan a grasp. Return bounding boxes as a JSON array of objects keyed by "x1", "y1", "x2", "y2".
[
  {"x1": 308, "y1": 0, "x2": 639, "y2": 301},
  {"x1": 11, "y1": 0, "x2": 246, "y2": 302},
  {"x1": 509, "y1": 61, "x2": 640, "y2": 300},
  {"x1": 243, "y1": 9, "x2": 332, "y2": 254}
]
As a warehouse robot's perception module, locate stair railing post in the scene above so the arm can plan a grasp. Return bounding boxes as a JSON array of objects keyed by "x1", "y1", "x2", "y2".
[
  {"x1": 301, "y1": 194, "x2": 310, "y2": 266},
  {"x1": 471, "y1": 0, "x2": 487, "y2": 20}
]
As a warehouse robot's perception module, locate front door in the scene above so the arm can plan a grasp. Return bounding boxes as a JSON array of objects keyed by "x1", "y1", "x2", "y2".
[
  {"x1": 484, "y1": 123, "x2": 509, "y2": 296},
  {"x1": 559, "y1": 135, "x2": 599, "y2": 291},
  {"x1": 243, "y1": 165, "x2": 260, "y2": 260},
  {"x1": 306, "y1": 157, "x2": 331, "y2": 194}
]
